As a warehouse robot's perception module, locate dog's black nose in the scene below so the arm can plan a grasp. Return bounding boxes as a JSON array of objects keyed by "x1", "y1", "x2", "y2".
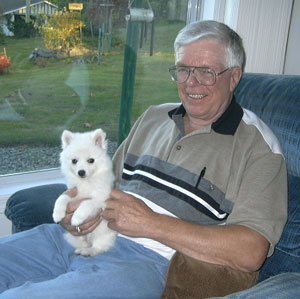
[{"x1": 78, "y1": 170, "x2": 86, "y2": 178}]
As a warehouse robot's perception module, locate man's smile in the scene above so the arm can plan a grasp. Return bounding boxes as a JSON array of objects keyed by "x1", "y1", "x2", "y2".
[{"x1": 188, "y1": 93, "x2": 207, "y2": 100}]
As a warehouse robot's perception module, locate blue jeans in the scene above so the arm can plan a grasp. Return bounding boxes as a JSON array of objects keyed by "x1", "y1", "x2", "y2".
[
  {"x1": 5, "y1": 179, "x2": 300, "y2": 281},
  {"x1": 0, "y1": 224, "x2": 169, "y2": 298},
  {"x1": 215, "y1": 272, "x2": 300, "y2": 299},
  {"x1": 4, "y1": 179, "x2": 300, "y2": 298},
  {"x1": 5, "y1": 184, "x2": 66, "y2": 233}
]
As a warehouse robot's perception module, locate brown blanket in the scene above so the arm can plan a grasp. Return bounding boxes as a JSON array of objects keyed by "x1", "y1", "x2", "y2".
[{"x1": 161, "y1": 252, "x2": 258, "y2": 299}]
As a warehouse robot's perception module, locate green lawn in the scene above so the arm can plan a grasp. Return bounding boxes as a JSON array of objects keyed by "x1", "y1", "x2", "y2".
[{"x1": 0, "y1": 21, "x2": 184, "y2": 146}]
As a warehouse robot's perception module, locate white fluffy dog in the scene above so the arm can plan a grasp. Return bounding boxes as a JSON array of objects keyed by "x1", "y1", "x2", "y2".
[{"x1": 52, "y1": 128, "x2": 117, "y2": 256}]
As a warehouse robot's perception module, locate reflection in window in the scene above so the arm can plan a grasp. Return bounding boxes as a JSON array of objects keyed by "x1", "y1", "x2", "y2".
[{"x1": 0, "y1": 0, "x2": 188, "y2": 176}]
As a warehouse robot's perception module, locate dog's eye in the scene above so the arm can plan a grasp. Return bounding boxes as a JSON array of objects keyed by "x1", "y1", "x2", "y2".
[
  {"x1": 72, "y1": 159, "x2": 78, "y2": 164},
  {"x1": 87, "y1": 158, "x2": 95, "y2": 164}
]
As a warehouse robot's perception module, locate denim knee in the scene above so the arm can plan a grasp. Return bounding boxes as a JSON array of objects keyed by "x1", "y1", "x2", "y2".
[
  {"x1": 5, "y1": 184, "x2": 67, "y2": 233},
  {"x1": 259, "y1": 248, "x2": 300, "y2": 281},
  {"x1": 223, "y1": 273, "x2": 300, "y2": 299}
]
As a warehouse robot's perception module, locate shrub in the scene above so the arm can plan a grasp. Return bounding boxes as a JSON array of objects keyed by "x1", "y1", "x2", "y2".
[
  {"x1": 40, "y1": 11, "x2": 84, "y2": 55},
  {"x1": 0, "y1": 54, "x2": 11, "y2": 74},
  {"x1": 12, "y1": 16, "x2": 36, "y2": 38}
]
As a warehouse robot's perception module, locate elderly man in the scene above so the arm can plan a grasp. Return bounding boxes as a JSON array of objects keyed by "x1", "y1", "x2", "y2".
[{"x1": 1, "y1": 20, "x2": 286, "y2": 298}]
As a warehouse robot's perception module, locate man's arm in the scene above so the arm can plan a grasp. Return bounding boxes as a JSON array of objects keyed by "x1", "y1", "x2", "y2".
[{"x1": 102, "y1": 190, "x2": 269, "y2": 272}]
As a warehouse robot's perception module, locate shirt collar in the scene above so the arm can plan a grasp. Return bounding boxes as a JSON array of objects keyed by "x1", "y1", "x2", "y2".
[{"x1": 168, "y1": 97, "x2": 243, "y2": 135}]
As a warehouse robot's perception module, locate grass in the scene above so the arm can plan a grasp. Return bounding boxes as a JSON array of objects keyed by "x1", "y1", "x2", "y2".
[{"x1": 0, "y1": 21, "x2": 184, "y2": 146}]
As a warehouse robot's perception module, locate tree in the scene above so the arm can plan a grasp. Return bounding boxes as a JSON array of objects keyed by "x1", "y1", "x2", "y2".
[{"x1": 41, "y1": 11, "x2": 84, "y2": 54}]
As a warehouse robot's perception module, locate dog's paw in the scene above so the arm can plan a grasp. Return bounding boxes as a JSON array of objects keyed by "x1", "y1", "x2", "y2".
[
  {"x1": 71, "y1": 210, "x2": 89, "y2": 226},
  {"x1": 70, "y1": 215, "x2": 83, "y2": 227},
  {"x1": 52, "y1": 208, "x2": 66, "y2": 223},
  {"x1": 75, "y1": 247, "x2": 99, "y2": 256},
  {"x1": 75, "y1": 247, "x2": 89, "y2": 256}
]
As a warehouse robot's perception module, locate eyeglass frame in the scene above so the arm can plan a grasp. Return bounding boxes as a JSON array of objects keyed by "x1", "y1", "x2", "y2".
[{"x1": 168, "y1": 65, "x2": 231, "y2": 86}]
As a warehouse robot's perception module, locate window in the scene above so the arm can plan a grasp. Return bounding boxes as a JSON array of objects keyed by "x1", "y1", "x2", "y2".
[{"x1": 0, "y1": 0, "x2": 189, "y2": 180}]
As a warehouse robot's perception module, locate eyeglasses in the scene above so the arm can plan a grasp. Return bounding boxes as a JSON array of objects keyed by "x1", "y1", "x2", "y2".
[{"x1": 168, "y1": 66, "x2": 230, "y2": 85}]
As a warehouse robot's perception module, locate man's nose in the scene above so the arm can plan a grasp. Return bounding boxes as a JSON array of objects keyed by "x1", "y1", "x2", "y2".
[{"x1": 186, "y1": 70, "x2": 201, "y2": 85}]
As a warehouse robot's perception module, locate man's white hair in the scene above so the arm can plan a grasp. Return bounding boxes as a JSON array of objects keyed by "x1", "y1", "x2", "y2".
[{"x1": 174, "y1": 20, "x2": 246, "y2": 71}]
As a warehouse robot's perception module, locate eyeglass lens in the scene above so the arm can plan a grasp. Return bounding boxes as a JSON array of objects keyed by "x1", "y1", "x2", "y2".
[{"x1": 170, "y1": 67, "x2": 216, "y2": 85}]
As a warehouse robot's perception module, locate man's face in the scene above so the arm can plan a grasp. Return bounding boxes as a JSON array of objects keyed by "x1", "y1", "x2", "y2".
[{"x1": 176, "y1": 39, "x2": 241, "y2": 125}]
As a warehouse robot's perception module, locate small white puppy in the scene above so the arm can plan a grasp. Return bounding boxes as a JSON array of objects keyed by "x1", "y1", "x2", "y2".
[{"x1": 52, "y1": 128, "x2": 117, "y2": 256}]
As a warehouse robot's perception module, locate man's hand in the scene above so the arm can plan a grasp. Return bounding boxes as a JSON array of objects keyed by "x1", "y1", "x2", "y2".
[
  {"x1": 59, "y1": 188, "x2": 102, "y2": 236},
  {"x1": 102, "y1": 189, "x2": 156, "y2": 237},
  {"x1": 102, "y1": 189, "x2": 268, "y2": 272}
]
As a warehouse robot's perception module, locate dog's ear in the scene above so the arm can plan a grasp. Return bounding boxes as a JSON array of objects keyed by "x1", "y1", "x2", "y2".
[
  {"x1": 93, "y1": 129, "x2": 107, "y2": 150},
  {"x1": 61, "y1": 130, "x2": 73, "y2": 149}
]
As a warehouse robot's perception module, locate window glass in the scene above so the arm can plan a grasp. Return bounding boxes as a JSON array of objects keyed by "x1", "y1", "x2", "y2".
[{"x1": 0, "y1": 0, "x2": 188, "y2": 176}]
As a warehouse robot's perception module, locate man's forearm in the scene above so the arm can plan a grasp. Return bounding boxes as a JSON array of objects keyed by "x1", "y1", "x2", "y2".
[{"x1": 146, "y1": 214, "x2": 269, "y2": 272}]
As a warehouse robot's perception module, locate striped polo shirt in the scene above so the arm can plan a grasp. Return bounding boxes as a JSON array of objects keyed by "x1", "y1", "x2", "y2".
[{"x1": 112, "y1": 99, "x2": 287, "y2": 259}]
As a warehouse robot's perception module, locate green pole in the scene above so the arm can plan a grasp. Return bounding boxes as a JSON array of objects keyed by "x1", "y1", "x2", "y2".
[{"x1": 118, "y1": 0, "x2": 143, "y2": 145}]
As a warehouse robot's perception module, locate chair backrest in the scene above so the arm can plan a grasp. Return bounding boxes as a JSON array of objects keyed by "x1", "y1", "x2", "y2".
[
  {"x1": 235, "y1": 73, "x2": 300, "y2": 277},
  {"x1": 235, "y1": 73, "x2": 300, "y2": 177}
]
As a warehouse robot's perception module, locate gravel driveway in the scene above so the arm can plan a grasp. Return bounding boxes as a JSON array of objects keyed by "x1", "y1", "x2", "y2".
[{"x1": 0, "y1": 141, "x2": 117, "y2": 176}]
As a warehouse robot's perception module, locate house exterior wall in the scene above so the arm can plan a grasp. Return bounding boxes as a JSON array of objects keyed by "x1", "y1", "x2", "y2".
[
  {"x1": 0, "y1": 1, "x2": 58, "y2": 36},
  {"x1": 18, "y1": 2, "x2": 58, "y2": 16}
]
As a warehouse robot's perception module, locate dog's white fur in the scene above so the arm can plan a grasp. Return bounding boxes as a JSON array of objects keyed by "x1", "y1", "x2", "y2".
[{"x1": 52, "y1": 128, "x2": 117, "y2": 256}]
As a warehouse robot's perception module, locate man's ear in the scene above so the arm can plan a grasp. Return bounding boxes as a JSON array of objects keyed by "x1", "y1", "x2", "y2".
[{"x1": 230, "y1": 67, "x2": 242, "y2": 92}]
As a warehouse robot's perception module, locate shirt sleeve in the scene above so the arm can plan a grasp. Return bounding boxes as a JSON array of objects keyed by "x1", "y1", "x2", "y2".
[{"x1": 226, "y1": 152, "x2": 288, "y2": 256}]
